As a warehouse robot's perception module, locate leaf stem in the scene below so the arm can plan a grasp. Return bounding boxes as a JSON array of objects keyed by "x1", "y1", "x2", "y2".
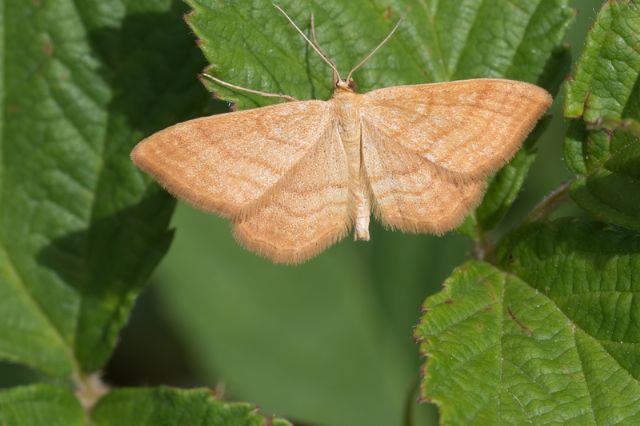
[
  {"x1": 524, "y1": 181, "x2": 572, "y2": 224},
  {"x1": 588, "y1": 116, "x2": 640, "y2": 138},
  {"x1": 473, "y1": 227, "x2": 495, "y2": 263},
  {"x1": 73, "y1": 372, "x2": 109, "y2": 413}
]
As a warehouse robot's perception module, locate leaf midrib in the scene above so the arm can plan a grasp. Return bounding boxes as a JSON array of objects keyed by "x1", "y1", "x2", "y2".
[
  {"x1": 505, "y1": 265, "x2": 640, "y2": 422},
  {"x1": 418, "y1": 0, "x2": 449, "y2": 80},
  {"x1": 573, "y1": 331, "x2": 604, "y2": 425}
]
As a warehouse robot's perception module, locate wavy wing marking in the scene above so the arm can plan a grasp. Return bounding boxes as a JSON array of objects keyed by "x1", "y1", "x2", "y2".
[
  {"x1": 362, "y1": 79, "x2": 551, "y2": 178},
  {"x1": 233, "y1": 125, "x2": 351, "y2": 264}
]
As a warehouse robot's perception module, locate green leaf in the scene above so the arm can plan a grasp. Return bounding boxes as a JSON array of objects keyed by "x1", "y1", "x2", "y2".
[
  {"x1": 564, "y1": 121, "x2": 589, "y2": 175},
  {"x1": 0, "y1": 385, "x2": 84, "y2": 426},
  {"x1": 416, "y1": 261, "x2": 590, "y2": 424},
  {"x1": 91, "y1": 387, "x2": 291, "y2": 426},
  {"x1": 568, "y1": 126, "x2": 640, "y2": 230},
  {"x1": 0, "y1": 385, "x2": 291, "y2": 426},
  {"x1": 1, "y1": 0, "x2": 207, "y2": 375},
  {"x1": 563, "y1": 0, "x2": 640, "y2": 230},
  {"x1": 416, "y1": 217, "x2": 640, "y2": 424},
  {"x1": 188, "y1": 0, "x2": 574, "y2": 103},
  {"x1": 564, "y1": 1, "x2": 640, "y2": 121}
]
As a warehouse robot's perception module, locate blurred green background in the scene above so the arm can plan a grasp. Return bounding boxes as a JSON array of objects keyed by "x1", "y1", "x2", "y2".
[{"x1": 0, "y1": 1, "x2": 604, "y2": 425}]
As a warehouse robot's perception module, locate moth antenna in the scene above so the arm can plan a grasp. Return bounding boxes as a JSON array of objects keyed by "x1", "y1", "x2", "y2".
[
  {"x1": 346, "y1": 20, "x2": 401, "y2": 83},
  {"x1": 201, "y1": 73, "x2": 298, "y2": 102},
  {"x1": 310, "y1": 14, "x2": 336, "y2": 69},
  {"x1": 310, "y1": 13, "x2": 341, "y2": 85},
  {"x1": 273, "y1": 3, "x2": 343, "y2": 81}
]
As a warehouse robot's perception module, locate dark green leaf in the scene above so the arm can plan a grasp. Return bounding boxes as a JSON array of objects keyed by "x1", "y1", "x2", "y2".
[
  {"x1": 1, "y1": 0, "x2": 207, "y2": 375},
  {"x1": 564, "y1": 121, "x2": 589, "y2": 175},
  {"x1": 568, "y1": 127, "x2": 640, "y2": 230}
]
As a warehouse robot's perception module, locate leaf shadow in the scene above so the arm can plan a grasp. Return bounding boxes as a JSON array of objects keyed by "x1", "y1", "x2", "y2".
[
  {"x1": 36, "y1": 187, "x2": 173, "y2": 291},
  {"x1": 87, "y1": 1, "x2": 226, "y2": 137},
  {"x1": 36, "y1": 188, "x2": 175, "y2": 371}
]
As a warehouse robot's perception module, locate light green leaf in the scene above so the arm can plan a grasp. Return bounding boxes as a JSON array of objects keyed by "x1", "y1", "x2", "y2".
[
  {"x1": 416, "y1": 218, "x2": 640, "y2": 425},
  {"x1": 1, "y1": 0, "x2": 207, "y2": 375},
  {"x1": 91, "y1": 387, "x2": 291, "y2": 426},
  {"x1": 0, "y1": 385, "x2": 84, "y2": 426},
  {"x1": 188, "y1": 0, "x2": 574, "y2": 103},
  {"x1": 563, "y1": 0, "x2": 640, "y2": 230}
]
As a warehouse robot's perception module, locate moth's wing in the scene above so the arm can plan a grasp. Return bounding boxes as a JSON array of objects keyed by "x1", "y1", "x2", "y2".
[
  {"x1": 362, "y1": 121, "x2": 486, "y2": 233},
  {"x1": 233, "y1": 124, "x2": 351, "y2": 264},
  {"x1": 361, "y1": 79, "x2": 551, "y2": 233},
  {"x1": 361, "y1": 79, "x2": 552, "y2": 178},
  {"x1": 132, "y1": 101, "x2": 332, "y2": 218}
]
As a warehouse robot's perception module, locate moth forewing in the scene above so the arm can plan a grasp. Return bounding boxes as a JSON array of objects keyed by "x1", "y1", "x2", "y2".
[
  {"x1": 131, "y1": 100, "x2": 333, "y2": 220},
  {"x1": 361, "y1": 79, "x2": 553, "y2": 178}
]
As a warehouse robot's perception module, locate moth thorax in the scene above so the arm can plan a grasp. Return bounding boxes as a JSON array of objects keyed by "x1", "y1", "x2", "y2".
[{"x1": 333, "y1": 91, "x2": 361, "y2": 142}]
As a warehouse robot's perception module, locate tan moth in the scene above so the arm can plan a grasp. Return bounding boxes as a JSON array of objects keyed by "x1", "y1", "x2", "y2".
[{"x1": 131, "y1": 5, "x2": 552, "y2": 264}]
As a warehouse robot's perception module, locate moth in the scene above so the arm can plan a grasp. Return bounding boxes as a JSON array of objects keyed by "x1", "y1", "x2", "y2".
[{"x1": 132, "y1": 6, "x2": 552, "y2": 264}]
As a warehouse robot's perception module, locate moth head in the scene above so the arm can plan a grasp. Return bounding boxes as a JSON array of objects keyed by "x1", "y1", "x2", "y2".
[{"x1": 336, "y1": 78, "x2": 357, "y2": 92}]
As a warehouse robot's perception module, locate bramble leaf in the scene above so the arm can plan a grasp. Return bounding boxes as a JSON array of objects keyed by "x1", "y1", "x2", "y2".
[
  {"x1": 416, "y1": 219, "x2": 640, "y2": 424},
  {"x1": 0, "y1": 0, "x2": 208, "y2": 375},
  {"x1": 564, "y1": 0, "x2": 640, "y2": 230}
]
